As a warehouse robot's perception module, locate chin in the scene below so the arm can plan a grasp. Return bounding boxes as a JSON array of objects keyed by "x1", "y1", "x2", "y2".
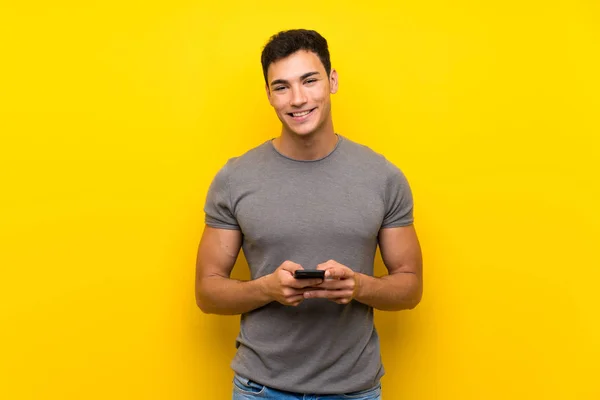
[
  {"x1": 281, "y1": 122, "x2": 314, "y2": 137},
  {"x1": 288, "y1": 121, "x2": 324, "y2": 138},
  {"x1": 290, "y1": 129, "x2": 319, "y2": 139},
  {"x1": 293, "y1": 128, "x2": 316, "y2": 136}
]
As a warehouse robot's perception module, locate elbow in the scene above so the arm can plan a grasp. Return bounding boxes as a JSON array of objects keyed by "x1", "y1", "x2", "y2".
[
  {"x1": 405, "y1": 283, "x2": 423, "y2": 310},
  {"x1": 195, "y1": 283, "x2": 216, "y2": 314},
  {"x1": 406, "y1": 297, "x2": 421, "y2": 310},
  {"x1": 196, "y1": 296, "x2": 217, "y2": 314},
  {"x1": 195, "y1": 296, "x2": 211, "y2": 314},
  {"x1": 400, "y1": 297, "x2": 420, "y2": 311}
]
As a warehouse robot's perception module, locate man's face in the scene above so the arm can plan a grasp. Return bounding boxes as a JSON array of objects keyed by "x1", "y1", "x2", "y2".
[{"x1": 266, "y1": 50, "x2": 338, "y2": 137}]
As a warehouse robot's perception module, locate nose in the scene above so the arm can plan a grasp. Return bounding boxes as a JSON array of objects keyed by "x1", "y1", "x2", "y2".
[{"x1": 289, "y1": 85, "x2": 308, "y2": 107}]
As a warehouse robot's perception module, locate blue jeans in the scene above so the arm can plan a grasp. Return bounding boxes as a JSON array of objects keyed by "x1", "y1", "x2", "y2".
[{"x1": 232, "y1": 374, "x2": 382, "y2": 400}]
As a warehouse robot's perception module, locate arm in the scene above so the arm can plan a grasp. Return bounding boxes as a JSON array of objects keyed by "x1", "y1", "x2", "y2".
[
  {"x1": 355, "y1": 225, "x2": 423, "y2": 311},
  {"x1": 195, "y1": 226, "x2": 271, "y2": 315},
  {"x1": 307, "y1": 225, "x2": 423, "y2": 311},
  {"x1": 195, "y1": 226, "x2": 323, "y2": 315}
]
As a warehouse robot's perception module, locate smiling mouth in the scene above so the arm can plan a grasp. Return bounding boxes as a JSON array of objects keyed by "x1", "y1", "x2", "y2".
[{"x1": 287, "y1": 108, "x2": 316, "y2": 118}]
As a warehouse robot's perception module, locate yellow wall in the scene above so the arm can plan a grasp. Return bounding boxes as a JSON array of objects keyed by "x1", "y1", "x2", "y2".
[{"x1": 1, "y1": 1, "x2": 599, "y2": 399}]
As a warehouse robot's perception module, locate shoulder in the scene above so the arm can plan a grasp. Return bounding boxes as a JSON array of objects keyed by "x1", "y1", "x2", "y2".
[
  {"x1": 339, "y1": 135, "x2": 404, "y2": 177},
  {"x1": 215, "y1": 140, "x2": 272, "y2": 179}
]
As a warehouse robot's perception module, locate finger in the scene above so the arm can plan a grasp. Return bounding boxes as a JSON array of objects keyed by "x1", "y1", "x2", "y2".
[
  {"x1": 325, "y1": 267, "x2": 354, "y2": 279},
  {"x1": 285, "y1": 295, "x2": 305, "y2": 306},
  {"x1": 304, "y1": 289, "x2": 353, "y2": 300},
  {"x1": 279, "y1": 261, "x2": 303, "y2": 273},
  {"x1": 316, "y1": 265, "x2": 338, "y2": 279},
  {"x1": 284, "y1": 276, "x2": 322, "y2": 289},
  {"x1": 310, "y1": 280, "x2": 351, "y2": 290},
  {"x1": 316, "y1": 260, "x2": 337, "y2": 271},
  {"x1": 282, "y1": 288, "x2": 307, "y2": 298},
  {"x1": 295, "y1": 287, "x2": 326, "y2": 294},
  {"x1": 293, "y1": 278, "x2": 324, "y2": 288},
  {"x1": 334, "y1": 297, "x2": 352, "y2": 305}
]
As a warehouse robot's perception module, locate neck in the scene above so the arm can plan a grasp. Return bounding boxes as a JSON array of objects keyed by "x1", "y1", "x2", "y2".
[{"x1": 273, "y1": 120, "x2": 337, "y2": 161}]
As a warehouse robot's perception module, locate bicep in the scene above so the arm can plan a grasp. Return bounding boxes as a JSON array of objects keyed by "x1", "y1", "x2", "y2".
[
  {"x1": 196, "y1": 225, "x2": 242, "y2": 280},
  {"x1": 377, "y1": 225, "x2": 422, "y2": 276}
]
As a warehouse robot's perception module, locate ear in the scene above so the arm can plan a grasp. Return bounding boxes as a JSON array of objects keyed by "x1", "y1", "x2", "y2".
[{"x1": 329, "y1": 69, "x2": 339, "y2": 94}]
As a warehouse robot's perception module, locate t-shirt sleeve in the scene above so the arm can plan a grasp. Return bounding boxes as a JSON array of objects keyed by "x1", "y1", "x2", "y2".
[
  {"x1": 204, "y1": 161, "x2": 240, "y2": 230},
  {"x1": 381, "y1": 160, "x2": 414, "y2": 228}
]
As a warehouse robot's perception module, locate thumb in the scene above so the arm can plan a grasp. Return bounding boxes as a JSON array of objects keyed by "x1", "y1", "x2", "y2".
[
  {"x1": 326, "y1": 267, "x2": 351, "y2": 279},
  {"x1": 280, "y1": 261, "x2": 303, "y2": 273}
]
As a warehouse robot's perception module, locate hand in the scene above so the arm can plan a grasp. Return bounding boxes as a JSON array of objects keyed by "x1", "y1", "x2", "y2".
[
  {"x1": 262, "y1": 261, "x2": 324, "y2": 307},
  {"x1": 303, "y1": 260, "x2": 359, "y2": 305}
]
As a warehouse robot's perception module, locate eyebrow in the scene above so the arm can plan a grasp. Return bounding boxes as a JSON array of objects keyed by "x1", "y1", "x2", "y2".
[{"x1": 270, "y1": 71, "x2": 320, "y2": 87}]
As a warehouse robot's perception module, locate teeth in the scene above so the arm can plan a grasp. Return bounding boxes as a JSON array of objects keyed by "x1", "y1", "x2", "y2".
[{"x1": 292, "y1": 110, "x2": 311, "y2": 117}]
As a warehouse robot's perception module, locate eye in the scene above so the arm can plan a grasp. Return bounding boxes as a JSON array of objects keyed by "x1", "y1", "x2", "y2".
[
  {"x1": 305, "y1": 79, "x2": 317, "y2": 84},
  {"x1": 273, "y1": 86, "x2": 286, "y2": 92}
]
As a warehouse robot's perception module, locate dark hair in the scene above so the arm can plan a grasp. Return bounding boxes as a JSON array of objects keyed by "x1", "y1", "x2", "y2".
[{"x1": 261, "y1": 29, "x2": 331, "y2": 86}]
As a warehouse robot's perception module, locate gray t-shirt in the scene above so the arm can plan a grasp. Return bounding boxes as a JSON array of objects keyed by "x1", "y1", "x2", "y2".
[{"x1": 204, "y1": 134, "x2": 414, "y2": 394}]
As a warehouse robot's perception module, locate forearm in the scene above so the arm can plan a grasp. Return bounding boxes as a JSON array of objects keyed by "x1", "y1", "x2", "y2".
[
  {"x1": 196, "y1": 275, "x2": 271, "y2": 315},
  {"x1": 354, "y1": 272, "x2": 422, "y2": 311}
]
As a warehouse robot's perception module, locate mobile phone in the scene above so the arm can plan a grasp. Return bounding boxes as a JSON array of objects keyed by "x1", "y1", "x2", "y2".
[{"x1": 293, "y1": 270, "x2": 325, "y2": 279}]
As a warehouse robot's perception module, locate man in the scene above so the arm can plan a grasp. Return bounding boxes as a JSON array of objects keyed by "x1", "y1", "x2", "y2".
[{"x1": 196, "y1": 29, "x2": 423, "y2": 399}]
